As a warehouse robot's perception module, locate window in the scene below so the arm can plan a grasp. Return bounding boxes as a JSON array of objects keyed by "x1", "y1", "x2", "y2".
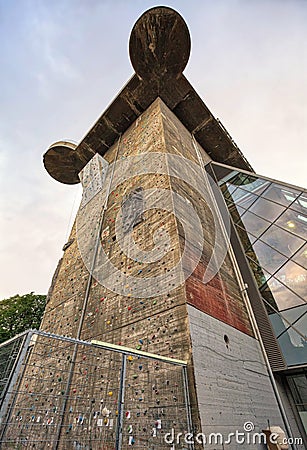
[{"x1": 287, "y1": 374, "x2": 307, "y2": 434}]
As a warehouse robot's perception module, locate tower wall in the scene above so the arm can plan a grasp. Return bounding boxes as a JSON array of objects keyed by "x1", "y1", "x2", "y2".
[
  {"x1": 158, "y1": 99, "x2": 286, "y2": 445},
  {"x1": 37, "y1": 98, "x2": 287, "y2": 447},
  {"x1": 189, "y1": 306, "x2": 285, "y2": 449},
  {"x1": 41, "y1": 98, "x2": 192, "y2": 362},
  {"x1": 159, "y1": 100, "x2": 253, "y2": 335}
]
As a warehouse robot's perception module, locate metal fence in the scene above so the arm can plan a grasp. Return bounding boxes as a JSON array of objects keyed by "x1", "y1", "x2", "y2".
[{"x1": 0, "y1": 330, "x2": 192, "y2": 449}]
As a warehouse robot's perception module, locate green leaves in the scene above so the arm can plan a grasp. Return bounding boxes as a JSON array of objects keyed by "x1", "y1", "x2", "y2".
[{"x1": 0, "y1": 292, "x2": 46, "y2": 343}]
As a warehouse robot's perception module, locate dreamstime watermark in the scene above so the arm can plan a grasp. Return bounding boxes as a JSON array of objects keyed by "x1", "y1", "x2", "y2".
[
  {"x1": 76, "y1": 152, "x2": 231, "y2": 298},
  {"x1": 164, "y1": 422, "x2": 303, "y2": 446}
]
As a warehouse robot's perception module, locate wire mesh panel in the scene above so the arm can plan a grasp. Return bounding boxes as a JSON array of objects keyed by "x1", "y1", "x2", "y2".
[
  {"x1": 60, "y1": 346, "x2": 122, "y2": 449},
  {"x1": 122, "y1": 356, "x2": 189, "y2": 449},
  {"x1": 2, "y1": 334, "x2": 73, "y2": 448},
  {"x1": 0, "y1": 332, "x2": 190, "y2": 449},
  {"x1": 0, "y1": 334, "x2": 26, "y2": 401}
]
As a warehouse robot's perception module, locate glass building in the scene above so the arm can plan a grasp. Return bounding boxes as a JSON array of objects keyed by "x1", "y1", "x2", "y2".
[{"x1": 208, "y1": 161, "x2": 307, "y2": 437}]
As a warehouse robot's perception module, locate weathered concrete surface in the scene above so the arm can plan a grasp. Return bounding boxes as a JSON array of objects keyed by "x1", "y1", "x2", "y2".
[
  {"x1": 39, "y1": 99, "x2": 286, "y2": 449},
  {"x1": 160, "y1": 99, "x2": 254, "y2": 336},
  {"x1": 188, "y1": 304, "x2": 286, "y2": 450}
]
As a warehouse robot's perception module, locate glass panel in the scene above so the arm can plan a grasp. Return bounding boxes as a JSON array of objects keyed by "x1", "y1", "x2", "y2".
[
  {"x1": 236, "y1": 175, "x2": 270, "y2": 195},
  {"x1": 235, "y1": 225, "x2": 258, "y2": 247},
  {"x1": 219, "y1": 172, "x2": 249, "y2": 199},
  {"x1": 275, "y1": 260, "x2": 307, "y2": 300},
  {"x1": 290, "y1": 193, "x2": 307, "y2": 214},
  {"x1": 239, "y1": 211, "x2": 271, "y2": 237},
  {"x1": 270, "y1": 312, "x2": 291, "y2": 337},
  {"x1": 287, "y1": 374, "x2": 307, "y2": 436},
  {"x1": 288, "y1": 374, "x2": 307, "y2": 406},
  {"x1": 228, "y1": 203, "x2": 246, "y2": 219},
  {"x1": 249, "y1": 197, "x2": 284, "y2": 222},
  {"x1": 223, "y1": 172, "x2": 249, "y2": 187},
  {"x1": 260, "y1": 285, "x2": 279, "y2": 312},
  {"x1": 248, "y1": 240, "x2": 287, "y2": 274},
  {"x1": 293, "y1": 243, "x2": 307, "y2": 270},
  {"x1": 246, "y1": 257, "x2": 271, "y2": 287},
  {"x1": 276, "y1": 209, "x2": 307, "y2": 240},
  {"x1": 278, "y1": 329, "x2": 307, "y2": 366},
  {"x1": 299, "y1": 412, "x2": 307, "y2": 436},
  {"x1": 220, "y1": 181, "x2": 238, "y2": 199},
  {"x1": 286, "y1": 309, "x2": 307, "y2": 339},
  {"x1": 215, "y1": 165, "x2": 237, "y2": 183},
  {"x1": 230, "y1": 188, "x2": 258, "y2": 208},
  {"x1": 260, "y1": 225, "x2": 305, "y2": 258},
  {"x1": 262, "y1": 183, "x2": 301, "y2": 207},
  {"x1": 271, "y1": 304, "x2": 307, "y2": 338},
  {"x1": 225, "y1": 196, "x2": 235, "y2": 206},
  {"x1": 261, "y1": 277, "x2": 305, "y2": 311}
]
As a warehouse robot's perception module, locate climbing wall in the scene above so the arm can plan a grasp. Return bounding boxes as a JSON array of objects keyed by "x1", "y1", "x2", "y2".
[
  {"x1": 5, "y1": 98, "x2": 199, "y2": 447},
  {"x1": 41, "y1": 99, "x2": 191, "y2": 364},
  {"x1": 41, "y1": 224, "x2": 89, "y2": 338},
  {"x1": 0, "y1": 332, "x2": 189, "y2": 449}
]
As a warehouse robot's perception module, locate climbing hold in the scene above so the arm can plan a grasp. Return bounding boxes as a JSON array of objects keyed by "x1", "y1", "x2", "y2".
[
  {"x1": 128, "y1": 436, "x2": 135, "y2": 445},
  {"x1": 155, "y1": 419, "x2": 162, "y2": 429},
  {"x1": 102, "y1": 406, "x2": 110, "y2": 417},
  {"x1": 66, "y1": 424, "x2": 73, "y2": 433}
]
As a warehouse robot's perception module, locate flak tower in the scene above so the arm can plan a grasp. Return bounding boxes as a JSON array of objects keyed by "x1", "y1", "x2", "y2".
[{"x1": 3, "y1": 7, "x2": 291, "y2": 450}]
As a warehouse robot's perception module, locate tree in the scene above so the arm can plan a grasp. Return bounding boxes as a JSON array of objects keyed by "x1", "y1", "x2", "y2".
[{"x1": 0, "y1": 293, "x2": 46, "y2": 344}]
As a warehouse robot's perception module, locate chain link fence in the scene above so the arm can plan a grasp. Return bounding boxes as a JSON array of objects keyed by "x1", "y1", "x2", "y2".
[{"x1": 0, "y1": 330, "x2": 192, "y2": 449}]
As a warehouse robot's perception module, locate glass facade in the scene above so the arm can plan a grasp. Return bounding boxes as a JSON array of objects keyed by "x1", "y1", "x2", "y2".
[
  {"x1": 287, "y1": 373, "x2": 307, "y2": 436},
  {"x1": 212, "y1": 164, "x2": 307, "y2": 367}
]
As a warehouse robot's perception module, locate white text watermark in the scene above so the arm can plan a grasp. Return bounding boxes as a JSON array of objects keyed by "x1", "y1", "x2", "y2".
[{"x1": 164, "y1": 422, "x2": 303, "y2": 446}]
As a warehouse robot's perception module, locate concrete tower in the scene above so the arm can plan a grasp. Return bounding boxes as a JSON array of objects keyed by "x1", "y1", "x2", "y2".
[{"x1": 2, "y1": 7, "x2": 295, "y2": 450}]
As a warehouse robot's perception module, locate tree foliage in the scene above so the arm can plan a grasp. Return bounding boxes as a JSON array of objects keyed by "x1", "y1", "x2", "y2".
[{"x1": 0, "y1": 293, "x2": 46, "y2": 344}]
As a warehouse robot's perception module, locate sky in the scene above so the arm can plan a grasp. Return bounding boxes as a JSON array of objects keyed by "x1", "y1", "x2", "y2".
[{"x1": 0, "y1": 0, "x2": 306, "y2": 299}]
